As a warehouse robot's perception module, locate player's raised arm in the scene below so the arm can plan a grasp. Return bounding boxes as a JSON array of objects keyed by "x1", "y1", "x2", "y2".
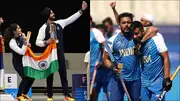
[
  {"x1": 56, "y1": 1, "x2": 88, "y2": 29},
  {"x1": 110, "y1": 1, "x2": 119, "y2": 25}
]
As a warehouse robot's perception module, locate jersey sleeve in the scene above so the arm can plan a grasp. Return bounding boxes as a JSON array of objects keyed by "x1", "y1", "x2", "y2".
[
  {"x1": 104, "y1": 33, "x2": 118, "y2": 53},
  {"x1": 55, "y1": 10, "x2": 82, "y2": 29},
  {"x1": 35, "y1": 25, "x2": 46, "y2": 47},
  {"x1": 93, "y1": 28, "x2": 106, "y2": 43},
  {"x1": 153, "y1": 33, "x2": 168, "y2": 53},
  {"x1": 84, "y1": 51, "x2": 90, "y2": 63},
  {"x1": 9, "y1": 39, "x2": 27, "y2": 55}
]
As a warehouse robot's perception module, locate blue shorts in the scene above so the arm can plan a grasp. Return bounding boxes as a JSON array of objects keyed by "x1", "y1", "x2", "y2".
[
  {"x1": 90, "y1": 65, "x2": 112, "y2": 94},
  {"x1": 141, "y1": 78, "x2": 165, "y2": 101},
  {"x1": 108, "y1": 77, "x2": 141, "y2": 101}
]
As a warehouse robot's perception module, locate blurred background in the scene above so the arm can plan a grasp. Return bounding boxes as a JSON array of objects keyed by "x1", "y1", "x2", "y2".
[{"x1": 91, "y1": 0, "x2": 179, "y2": 101}]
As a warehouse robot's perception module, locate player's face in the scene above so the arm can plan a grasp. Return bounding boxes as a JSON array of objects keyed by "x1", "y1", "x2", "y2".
[
  {"x1": 49, "y1": 10, "x2": 55, "y2": 20},
  {"x1": 104, "y1": 22, "x2": 113, "y2": 33},
  {"x1": 133, "y1": 28, "x2": 144, "y2": 41},
  {"x1": 14, "y1": 25, "x2": 22, "y2": 38},
  {"x1": 119, "y1": 17, "x2": 132, "y2": 33},
  {"x1": 0, "y1": 17, "x2": 4, "y2": 24}
]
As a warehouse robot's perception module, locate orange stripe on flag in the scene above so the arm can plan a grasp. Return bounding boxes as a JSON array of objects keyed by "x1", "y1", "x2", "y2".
[{"x1": 24, "y1": 43, "x2": 57, "y2": 61}]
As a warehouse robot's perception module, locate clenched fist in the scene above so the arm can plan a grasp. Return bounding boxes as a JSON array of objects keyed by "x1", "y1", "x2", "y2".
[
  {"x1": 82, "y1": 1, "x2": 88, "y2": 11},
  {"x1": 109, "y1": 1, "x2": 116, "y2": 9}
]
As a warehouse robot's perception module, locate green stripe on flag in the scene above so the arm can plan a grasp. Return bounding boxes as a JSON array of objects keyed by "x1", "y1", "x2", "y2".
[{"x1": 24, "y1": 60, "x2": 59, "y2": 79}]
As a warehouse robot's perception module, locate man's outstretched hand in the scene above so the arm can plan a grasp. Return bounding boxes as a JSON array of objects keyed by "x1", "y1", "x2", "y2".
[{"x1": 82, "y1": 1, "x2": 88, "y2": 11}]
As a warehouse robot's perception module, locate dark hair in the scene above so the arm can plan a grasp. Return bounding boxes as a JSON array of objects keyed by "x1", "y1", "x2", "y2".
[
  {"x1": 130, "y1": 21, "x2": 144, "y2": 33},
  {"x1": 102, "y1": 17, "x2": 113, "y2": 25},
  {"x1": 96, "y1": 24, "x2": 107, "y2": 32},
  {"x1": 117, "y1": 12, "x2": 134, "y2": 23},
  {"x1": 3, "y1": 23, "x2": 18, "y2": 43}
]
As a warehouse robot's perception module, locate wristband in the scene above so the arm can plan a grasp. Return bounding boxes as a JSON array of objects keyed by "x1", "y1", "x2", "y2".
[
  {"x1": 79, "y1": 9, "x2": 84, "y2": 14},
  {"x1": 112, "y1": 7, "x2": 115, "y2": 10}
]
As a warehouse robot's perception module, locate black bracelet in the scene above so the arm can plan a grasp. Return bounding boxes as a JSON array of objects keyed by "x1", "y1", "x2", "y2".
[
  {"x1": 112, "y1": 7, "x2": 115, "y2": 10},
  {"x1": 79, "y1": 9, "x2": 84, "y2": 14}
]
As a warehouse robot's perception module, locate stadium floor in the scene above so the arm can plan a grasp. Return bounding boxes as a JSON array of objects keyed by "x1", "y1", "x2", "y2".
[
  {"x1": 0, "y1": 93, "x2": 66, "y2": 101},
  {"x1": 32, "y1": 93, "x2": 65, "y2": 101}
]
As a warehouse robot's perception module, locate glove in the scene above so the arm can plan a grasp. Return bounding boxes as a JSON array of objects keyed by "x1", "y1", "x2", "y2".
[{"x1": 163, "y1": 77, "x2": 172, "y2": 91}]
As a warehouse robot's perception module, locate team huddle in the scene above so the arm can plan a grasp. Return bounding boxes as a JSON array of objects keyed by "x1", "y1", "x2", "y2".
[{"x1": 89, "y1": 2, "x2": 172, "y2": 101}]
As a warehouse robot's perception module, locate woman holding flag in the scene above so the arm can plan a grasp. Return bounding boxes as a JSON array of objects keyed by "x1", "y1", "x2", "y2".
[{"x1": 3, "y1": 23, "x2": 34, "y2": 101}]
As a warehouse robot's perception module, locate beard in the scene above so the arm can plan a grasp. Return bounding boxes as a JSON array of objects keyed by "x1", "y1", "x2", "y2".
[
  {"x1": 133, "y1": 35, "x2": 144, "y2": 45},
  {"x1": 49, "y1": 15, "x2": 55, "y2": 20},
  {"x1": 123, "y1": 27, "x2": 130, "y2": 32},
  {"x1": 133, "y1": 38, "x2": 141, "y2": 45}
]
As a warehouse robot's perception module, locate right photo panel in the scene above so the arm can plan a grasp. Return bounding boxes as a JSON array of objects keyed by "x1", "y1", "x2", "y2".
[{"x1": 90, "y1": 0, "x2": 180, "y2": 101}]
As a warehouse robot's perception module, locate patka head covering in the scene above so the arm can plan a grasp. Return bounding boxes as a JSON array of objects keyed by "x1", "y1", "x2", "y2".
[
  {"x1": 41, "y1": 7, "x2": 51, "y2": 22},
  {"x1": 142, "y1": 14, "x2": 154, "y2": 24}
]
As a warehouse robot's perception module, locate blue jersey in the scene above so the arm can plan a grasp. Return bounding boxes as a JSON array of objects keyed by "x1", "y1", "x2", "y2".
[
  {"x1": 105, "y1": 33, "x2": 141, "y2": 81},
  {"x1": 140, "y1": 33, "x2": 167, "y2": 87},
  {"x1": 90, "y1": 28, "x2": 105, "y2": 67}
]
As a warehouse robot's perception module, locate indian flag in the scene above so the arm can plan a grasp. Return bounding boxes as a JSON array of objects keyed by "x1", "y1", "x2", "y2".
[
  {"x1": 22, "y1": 43, "x2": 59, "y2": 79},
  {"x1": 22, "y1": 32, "x2": 59, "y2": 79}
]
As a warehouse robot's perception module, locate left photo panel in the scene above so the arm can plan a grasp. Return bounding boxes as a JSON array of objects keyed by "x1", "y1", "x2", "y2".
[{"x1": 0, "y1": 0, "x2": 90, "y2": 101}]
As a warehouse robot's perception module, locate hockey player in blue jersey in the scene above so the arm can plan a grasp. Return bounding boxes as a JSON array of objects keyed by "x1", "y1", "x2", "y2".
[
  {"x1": 130, "y1": 21, "x2": 172, "y2": 101},
  {"x1": 103, "y1": 12, "x2": 141, "y2": 101},
  {"x1": 90, "y1": 16, "x2": 111, "y2": 101},
  {"x1": 102, "y1": 17, "x2": 121, "y2": 39},
  {"x1": 103, "y1": 11, "x2": 159, "y2": 101}
]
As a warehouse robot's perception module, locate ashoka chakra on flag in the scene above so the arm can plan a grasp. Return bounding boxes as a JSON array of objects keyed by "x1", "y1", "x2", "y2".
[{"x1": 22, "y1": 43, "x2": 59, "y2": 79}]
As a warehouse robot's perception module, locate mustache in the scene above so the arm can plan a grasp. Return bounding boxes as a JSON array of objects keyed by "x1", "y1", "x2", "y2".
[{"x1": 124, "y1": 27, "x2": 129, "y2": 29}]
